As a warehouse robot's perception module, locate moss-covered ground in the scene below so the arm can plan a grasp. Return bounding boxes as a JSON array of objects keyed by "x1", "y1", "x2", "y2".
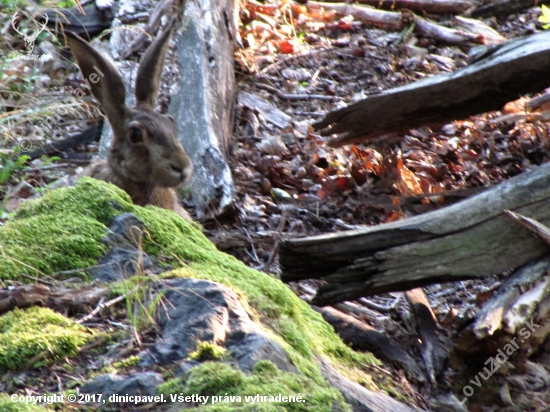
[{"x1": 0, "y1": 178, "x2": 409, "y2": 410}]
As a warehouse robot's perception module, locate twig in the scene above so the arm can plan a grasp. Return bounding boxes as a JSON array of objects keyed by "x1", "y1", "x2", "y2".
[
  {"x1": 242, "y1": 228, "x2": 261, "y2": 265},
  {"x1": 358, "y1": 297, "x2": 395, "y2": 313},
  {"x1": 255, "y1": 83, "x2": 336, "y2": 101},
  {"x1": 122, "y1": 0, "x2": 176, "y2": 58},
  {"x1": 23, "y1": 350, "x2": 49, "y2": 370},
  {"x1": 51, "y1": 261, "x2": 117, "y2": 278},
  {"x1": 76, "y1": 295, "x2": 126, "y2": 324},
  {"x1": 292, "y1": 111, "x2": 326, "y2": 117},
  {"x1": 80, "y1": 335, "x2": 109, "y2": 351},
  {"x1": 263, "y1": 211, "x2": 288, "y2": 273},
  {"x1": 19, "y1": 273, "x2": 57, "y2": 287},
  {"x1": 503, "y1": 209, "x2": 550, "y2": 246},
  {"x1": 23, "y1": 163, "x2": 88, "y2": 173}
]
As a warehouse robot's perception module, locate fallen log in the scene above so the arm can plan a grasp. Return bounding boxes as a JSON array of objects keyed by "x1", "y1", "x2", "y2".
[
  {"x1": 454, "y1": 255, "x2": 550, "y2": 352},
  {"x1": 280, "y1": 161, "x2": 550, "y2": 305},
  {"x1": 313, "y1": 30, "x2": 550, "y2": 147}
]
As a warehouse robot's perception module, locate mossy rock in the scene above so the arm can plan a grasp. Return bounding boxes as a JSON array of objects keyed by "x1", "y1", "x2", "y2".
[
  {"x1": 0, "y1": 306, "x2": 93, "y2": 372},
  {"x1": 158, "y1": 360, "x2": 343, "y2": 412},
  {"x1": 0, "y1": 393, "x2": 48, "y2": 411},
  {"x1": 0, "y1": 178, "x2": 402, "y2": 409}
]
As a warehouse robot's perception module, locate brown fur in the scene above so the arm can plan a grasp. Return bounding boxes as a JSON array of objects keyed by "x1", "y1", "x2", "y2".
[{"x1": 65, "y1": 18, "x2": 193, "y2": 221}]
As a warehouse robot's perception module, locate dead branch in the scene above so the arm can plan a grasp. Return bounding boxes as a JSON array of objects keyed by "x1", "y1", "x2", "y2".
[
  {"x1": 0, "y1": 283, "x2": 108, "y2": 315},
  {"x1": 313, "y1": 31, "x2": 550, "y2": 146},
  {"x1": 305, "y1": 2, "x2": 485, "y2": 45}
]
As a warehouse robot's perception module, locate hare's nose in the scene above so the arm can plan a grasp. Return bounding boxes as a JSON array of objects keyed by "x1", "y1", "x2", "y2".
[
  {"x1": 170, "y1": 164, "x2": 189, "y2": 181},
  {"x1": 170, "y1": 165, "x2": 183, "y2": 174}
]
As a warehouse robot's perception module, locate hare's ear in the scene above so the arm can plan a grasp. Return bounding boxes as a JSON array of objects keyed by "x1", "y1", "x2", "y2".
[
  {"x1": 65, "y1": 31, "x2": 127, "y2": 137},
  {"x1": 135, "y1": 17, "x2": 177, "y2": 110}
]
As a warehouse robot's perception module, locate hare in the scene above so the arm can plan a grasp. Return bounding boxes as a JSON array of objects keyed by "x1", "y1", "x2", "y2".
[{"x1": 65, "y1": 18, "x2": 193, "y2": 221}]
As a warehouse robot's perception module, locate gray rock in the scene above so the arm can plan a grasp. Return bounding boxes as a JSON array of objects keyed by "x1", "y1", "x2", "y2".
[
  {"x1": 228, "y1": 333, "x2": 298, "y2": 374},
  {"x1": 90, "y1": 246, "x2": 158, "y2": 282},
  {"x1": 81, "y1": 372, "x2": 163, "y2": 397},
  {"x1": 174, "y1": 360, "x2": 201, "y2": 377},
  {"x1": 144, "y1": 278, "x2": 297, "y2": 375},
  {"x1": 89, "y1": 213, "x2": 162, "y2": 282}
]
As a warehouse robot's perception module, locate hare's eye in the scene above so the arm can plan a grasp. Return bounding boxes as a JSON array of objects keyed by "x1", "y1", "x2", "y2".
[{"x1": 129, "y1": 128, "x2": 142, "y2": 143}]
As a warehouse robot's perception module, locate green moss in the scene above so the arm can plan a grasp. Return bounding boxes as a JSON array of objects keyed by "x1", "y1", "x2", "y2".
[
  {"x1": 158, "y1": 361, "x2": 348, "y2": 412},
  {"x1": 0, "y1": 393, "x2": 48, "y2": 411},
  {"x1": 0, "y1": 179, "x2": 135, "y2": 280},
  {"x1": 189, "y1": 341, "x2": 228, "y2": 361},
  {"x1": 112, "y1": 355, "x2": 141, "y2": 370},
  {"x1": 0, "y1": 178, "x2": 400, "y2": 406},
  {"x1": 0, "y1": 306, "x2": 93, "y2": 371}
]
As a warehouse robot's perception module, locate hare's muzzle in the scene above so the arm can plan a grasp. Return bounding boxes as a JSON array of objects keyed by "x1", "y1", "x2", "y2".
[
  {"x1": 170, "y1": 163, "x2": 192, "y2": 185},
  {"x1": 161, "y1": 152, "x2": 192, "y2": 187}
]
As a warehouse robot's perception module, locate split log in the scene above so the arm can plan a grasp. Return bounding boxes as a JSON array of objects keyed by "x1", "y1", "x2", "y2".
[
  {"x1": 313, "y1": 30, "x2": 550, "y2": 147},
  {"x1": 96, "y1": 0, "x2": 238, "y2": 218},
  {"x1": 280, "y1": 161, "x2": 550, "y2": 305}
]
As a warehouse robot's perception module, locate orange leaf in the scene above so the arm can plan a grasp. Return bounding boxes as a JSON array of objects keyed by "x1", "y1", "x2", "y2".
[{"x1": 277, "y1": 40, "x2": 295, "y2": 54}]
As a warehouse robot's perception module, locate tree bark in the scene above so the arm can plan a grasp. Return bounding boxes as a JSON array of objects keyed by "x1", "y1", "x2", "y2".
[
  {"x1": 313, "y1": 31, "x2": 550, "y2": 147},
  {"x1": 280, "y1": 162, "x2": 550, "y2": 305}
]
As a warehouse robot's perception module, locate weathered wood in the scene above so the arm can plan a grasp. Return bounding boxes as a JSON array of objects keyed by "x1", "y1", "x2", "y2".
[
  {"x1": 280, "y1": 162, "x2": 550, "y2": 305},
  {"x1": 313, "y1": 31, "x2": 550, "y2": 147},
  {"x1": 169, "y1": 0, "x2": 238, "y2": 217},
  {"x1": 454, "y1": 256, "x2": 550, "y2": 356}
]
